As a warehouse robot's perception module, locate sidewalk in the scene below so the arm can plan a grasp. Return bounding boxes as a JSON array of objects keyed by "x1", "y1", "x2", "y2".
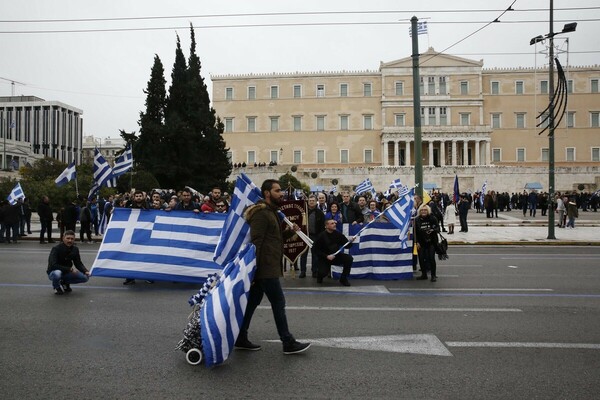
[{"x1": 13, "y1": 211, "x2": 600, "y2": 245}]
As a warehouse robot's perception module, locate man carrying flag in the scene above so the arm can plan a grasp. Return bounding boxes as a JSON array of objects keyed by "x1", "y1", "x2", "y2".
[{"x1": 235, "y1": 179, "x2": 311, "y2": 355}]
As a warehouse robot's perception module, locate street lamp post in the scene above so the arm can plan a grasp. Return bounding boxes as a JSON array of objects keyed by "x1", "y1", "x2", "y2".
[{"x1": 529, "y1": 0, "x2": 576, "y2": 240}]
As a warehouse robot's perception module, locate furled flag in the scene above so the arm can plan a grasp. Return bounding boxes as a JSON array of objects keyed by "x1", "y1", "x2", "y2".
[
  {"x1": 201, "y1": 243, "x2": 257, "y2": 368},
  {"x1": 355, "y1": 178, "x2": 375, "y2": 196},
  {"x1": 409, "y1": 21, "x2": 428, "y2": 37},
  {"x1": 453, "y1": 175, "x2": 461, "y2": 204},
  {"x1": 54, "y1": 161, "x2": 77, "y2": 187},
  {"x1": 7, "y1": 182, "x2": 25, "y2": 205},
  {"x1": 213, "y1": 173, "x2": 263, "y2": 266},
  {"x1": 382, "y1": 187, "x2": 415, "y2": 249},
  {"x1": 112, "y1": 145, "x2": 133, "y2": 178},
  {"x1": 480, "y1": 180, "x2": 488, "y2": 207}
]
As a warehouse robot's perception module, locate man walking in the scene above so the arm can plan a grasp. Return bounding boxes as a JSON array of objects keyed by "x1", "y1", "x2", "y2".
[{"x1": 235, "y1": 179, "x2": 311, "y2": 355}]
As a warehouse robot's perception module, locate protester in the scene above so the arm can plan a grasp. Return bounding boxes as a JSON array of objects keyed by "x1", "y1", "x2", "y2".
[
  {"x1": 37, "y1": 195, "x2": 55, "y2": 244},
  {"x1": 236, "y1": 179, "x2": 311, "y2": 355},
  {"x1": 414, "y1": 204, "x2": 440, "y2": 282},
  {"x1": 444, "y1": 198, "x2": 457, "y2": 234},
  {"x1": 313, "y1": 219, "x2": 355, "y2": 286},
  {"x1": 324, "y1": 202, "x2": 343, "y2": 229},
  {"x1": 299, "y1": 194, "x2": 325, "y2": 278},
  {"x1": 46, "y1": 230, "x2": 90, "y2": 295},
  {"x1": 566, "y1": 200, "x2": 579, "y2": 228}
]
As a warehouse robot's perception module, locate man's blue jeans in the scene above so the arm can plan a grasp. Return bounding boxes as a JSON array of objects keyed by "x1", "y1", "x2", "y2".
[
  {"x1": 239, "y1": 278, "x2": 294, "y2": 344},
  {"x1": 48, "y1": 270, "x2": 89, "y2": 289}
]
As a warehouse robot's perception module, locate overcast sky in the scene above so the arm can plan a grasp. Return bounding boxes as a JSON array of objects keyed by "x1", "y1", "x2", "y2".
[{"x1": 1, "y1": 0, "x2": 598, "y2": 140}]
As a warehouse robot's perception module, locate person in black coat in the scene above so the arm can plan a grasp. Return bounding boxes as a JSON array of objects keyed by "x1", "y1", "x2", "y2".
[
  {"x1": 339, "y1": 191, "x2": 364, "y2": 224},
  {"x1": 414, "y1": 204, "x2": 440, "y2": 282},
  {"x1": 37, "y1": 195, "x2": 55, "y2": 244},
  {"x1": 313, "y1": 219, "x2": 355, "y2": 286},
  {"x1": 299, "y1": 195, "x2": 325, "y2": 278},
  {"x1": 46, "y1": 230, "x2": 90, "y2": 295}
]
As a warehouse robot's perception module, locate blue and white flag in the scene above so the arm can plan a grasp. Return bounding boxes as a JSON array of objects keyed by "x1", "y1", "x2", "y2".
[
  {"x1": 201, "y1": 243, "x2": 257, "y2": 367},
  {"x1": 54, "y1": 161, "x2": 77, "y2": 187},
  {"x1": 409, "y1": 21, "x2": 428, "y2": 37},
  {"x1": 90, "y1": 208, "x2": 227, "y2": 283},
  {"x1": 7, "y1": 182, "x2": 25, "y2": 205},
  {"x1": 480, "y1": 180, "x2": 488, "y2": 207},
  {"x1": 213, "y1": 173, "x2": 263, "y2": 266},
  {"x1": 382, "y1": 188, "x2": 415, "y2": 249},
  {"x1": 384, "y1": 178, "x2": 404, "y2": 197},
  {"x1": 355, "y1": 178, "x2": 375, "y2": 196},
  {"x1": 112, "y1": 145, "x2": 133, "y2": 178},
  {"x1": 93, "y1": 148, "x2": 116, "y2": 188}
]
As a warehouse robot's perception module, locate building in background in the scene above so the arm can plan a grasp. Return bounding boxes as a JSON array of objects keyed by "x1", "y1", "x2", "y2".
[
  {"x1": 81, "y1": 135, "x2": 125, "y2": 165},
  {"x1": 0, "y1": 96, "x2": 83, "y2": 169}
]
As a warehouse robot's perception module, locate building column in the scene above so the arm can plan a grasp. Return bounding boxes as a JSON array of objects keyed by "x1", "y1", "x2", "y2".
[
  {"x1": 428, "y1": 140, "x2": 434, "y2": 166},
  {"x1": 462, "y1": 140, "x2": 469, "y2": 166},
  {"x1": 405, "y1": 140, "x2": 411, "y2": 166},
  {"x1": 485, "y1": 140, "x2": 491, "y2": 165},
  {"x1": 451, "y1": 140, "x2": 457, "y2": 166},
  {"x1": 393, "y1": 140, "x2": 399, "y2": 166},
  {"x1": 440, "y1": 140, "x2": 446, "y2": 166},
  {"x1": 382, "y1": 140, "x2": 388, "y2": 166},
  {"x1": 475, "y1": 140, "x2": 480, "y2": 166}
]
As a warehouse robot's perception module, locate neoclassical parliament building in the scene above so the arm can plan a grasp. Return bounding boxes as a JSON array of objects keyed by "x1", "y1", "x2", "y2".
[{"x1": 212, "y1": 48, "x2": 600, "y2": 192}]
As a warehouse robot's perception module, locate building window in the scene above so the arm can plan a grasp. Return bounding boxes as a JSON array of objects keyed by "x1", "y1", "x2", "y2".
[
  {"x1": 567, "y1": 111, "x2": 575, "y2": 128},
  {"x1": 293, "y1": 150, "x2": 302, "y2": 164},
  {"x1": 316, "y1": 115, "x2": 325, "y2": 131},
  {"x1": 226, "y1": 151, "x2": 232, "y2": 164},
  {"x1": 293, "y1": 85, "x2": 302, "y2": 98},
  {"x1": 395, "y1": 113, "x2": 405, "y2": 126},
  {"x1": 491, "y1": 81, "x2": 500, "y2": 95},
  {"x1": 340, "y1": 115, "x2": 349, "y2": 130},
  {"x1": 225, "y1": 87, "x2": 234, "y2": 100},
  {"x1": 492, "y1": 148, "x2": 501, "y2": 162},
  {"x1": 270, "y1": 150, "x2": 279, "y2": 163},
  {"x1": 420, "y1": 77, "x2": 425, "y2": 95},
  {"x1": 363, "y1": 83, "x2": 372, "y2": 97},
  {"x1": 293, "y1": 116, "x2": 302, "y2": 131},
  {"x1": 567, "y1": 80, "x2": 574, "y2": 94},
  {"x1": 270, "y1": 86, "x2": 279, "y2": 99},
  {"x1": 540, "y1": 80, "x2": 548, "y2": 94},
  {"x1": 539, "y1": 112, "x2": 549, "y2": 129},
  {"x1": 247, "y1": 86, "x2": 256, "y2": 100},
  {"x1": 439, "y1": 77, "x2": 447, "y2": 95},
  {"x1": 247, "y1": 117, "x2": 256, "y2": 132},
  {"x1": 460, "y1": 81, "x2": 468, "y2": 95},
  {"x1": 427, "y1": 76, "x2": 435, "y2": 95},
  {"x1": 270, "y1": 116, "x2": 279, "y2": 132},
  {"x1": 224, "y1": 118, "x2": 233, "y2": 132},
  {"x1": 592, "y1": 79, "x2": 599, "y2": 93},
  {"x1": 363, "y1": 115, "x2": 373, "y2": 130},
  {"x1": 439, "y1": 107, "x2": 447, "y2": 125},
  {"x1": 491, "y1": 113, "x2": 501, "y2": 129},
  {"x1": 427, "y1": 107, "x2": 436, "y2": 125},
  {"x1": 420, "y1": 107, "x2": 425, "y2": 125},
  {"x1": 364, "y1": 149, "x2": 373, "y2": 163},
  {"x1": 247, "y1": 150, "x2": 256, "y2": 164},
  {"x1": 541, "y1": 148, "x2": 549, "y2": 162},
  {"x1": 460, "y1": 113, "x2": 470, "y2": 126},
  {"x1": 395, "y1": 81, "x2": 404, "y2": 96},
  {"x1": 317, "y1": 149, "x2": 325, "y2": 164},
  {"x1": 340, "y1": 83, "x2": 348, "y2": 97},
  {"x1": 515, "y1": 81, "x2": 524, "y2": 94},
  {"x1": 317, "y1": 84, "x2": 325, "y2": 98},
  {"x1": 340, "y1": 149, "x2": 349, "y2": 164},
  {"x1": 592, "y1": 147, "x2": 600, "y2": 162},
  {"x1": 516, "y1": 113, "x2": 526, "y2": 129},
  {"x1": 517, "y1": 148, "x2": 525, "y2": 162},
  {"x1": 566, "y1": 147, "x2": 575, "y2": 161},
  {"x1": 591, "y1": 112, "x2": 600, "y2": 128}
]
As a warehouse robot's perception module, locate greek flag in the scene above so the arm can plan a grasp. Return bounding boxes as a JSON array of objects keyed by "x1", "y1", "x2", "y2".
[
  {"x1": 384, "y1": 178, "x2": 404, "y2": 197},
  {"x1": 382, "y1": 187, "x2": 414, "y2": 249},
  {"x1": 213, "y1": 173, "x2": 263, "y2": 266},
  {"x1": 7, "y1": 182, "x2": 25, "y2": 205},
  {"x1": 355, "y1": 178, "x2": 375, "y2": 196},
  {"x1": 90, "y1": 208, "x2": 227, "y2": 283},
  {"x1": 94, "y1": 148, "x2": 116, "y2": 188},
  {"x1": 54, "y1": 161, "x2": 77, "y2": 187},
  {"x1": 409, "y1": 21, "x2": 428, "y2": 37},
  {"x1": 112, "y1": 145, "x2": 133, "y2": 178},
  {"x1": 201, "y1": 243, "x2": 257, "y2": 367},
  {"x1": 480, "y1": 180, "x2": 488, "y2": 207}
]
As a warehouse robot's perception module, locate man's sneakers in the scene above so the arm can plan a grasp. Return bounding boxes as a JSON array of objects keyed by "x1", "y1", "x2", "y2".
[
  {"x1": 298, "y1": 272, "x2": 306, "y2": 278},
  {"x1": 54, "y1": 287, "x2": 64, "y2": 295},
  {"x1": 339, "y1": 276, "x2": 351, "y2": 287},
  {"x1": 283, "y1": 340, "x2": 311, "y2": 355},
  {"x1": 234, "y1": 338, "x2": 262, "y2": 351},
  {"x1": 123, "y1": 279, "x2": 136, "y2": 285},
  {"x1": 61, "y1": 283, "x2": 72, "y2": 293}
]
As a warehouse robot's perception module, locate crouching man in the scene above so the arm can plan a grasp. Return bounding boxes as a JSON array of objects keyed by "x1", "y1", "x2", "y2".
[
  {"x1": 47, "y1": 230, "x2": 90, "y2": 295},
  {"x1": 313, "y1": 219, "x2": 355, "y2": 286}
]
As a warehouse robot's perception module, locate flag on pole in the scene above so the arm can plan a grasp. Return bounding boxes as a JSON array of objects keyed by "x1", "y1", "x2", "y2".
[
  {"x1": 382, "y1": 187, "x2": 415, "y2": 249},
  {"x1": 201, "y1": 243, "x2": 257, "y2": 368},
  {"x1": 480, "y1": 180, "x2": 488, "y2": 207},
  {"x1": 7, "y1": 182, "x2": 25, "y2": 205},
  {"x1": 213, "y1": 173, "x2": 263, "y2": 266},
  {"x1": 409, "y1": 21, "x2": 428, "y2": 37},
  {"x1": 54, "y1": 161, "x2": 77, "y2": 187},
  {"x1": 453, "y1": 175, "x2": 460, "y2": 204},
  {"x1": 384, "y1": 178, "x2": 404, "y2": 197},
  {"x1": 89, "y1": 148, "x2": 116, "y2": 199},
  {"x1": 112, "y1": 145, "x2": 133, "y2": 177},
  {"x1": 355, "y1": 178, "x2": 375, "y2": 196}
]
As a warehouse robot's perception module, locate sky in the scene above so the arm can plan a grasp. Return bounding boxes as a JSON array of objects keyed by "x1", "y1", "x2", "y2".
[{"x1": 1, "y1": 0, "x2": 598, "y2": 139}]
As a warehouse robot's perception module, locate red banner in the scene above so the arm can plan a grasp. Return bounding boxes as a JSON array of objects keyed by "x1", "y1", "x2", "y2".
[{"x1": 279, "y1": 200, "x2": 308, "y2": 265}]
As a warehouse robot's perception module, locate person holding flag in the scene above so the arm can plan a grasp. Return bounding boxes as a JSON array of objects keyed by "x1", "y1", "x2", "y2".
[
  {"x1": 235, "y1": 179, "x2": 311, "y2": 355},
  {"x1": 312, "y1": 219, "x2": 355, "y2": 286}
]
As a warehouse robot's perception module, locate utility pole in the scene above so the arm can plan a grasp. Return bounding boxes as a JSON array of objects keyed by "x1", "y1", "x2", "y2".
[
  {"x1": 547, "y1": 0, "x2": 556, "y2": 239},
  {"x1": 411, "y1": 16, "x2": 423, "y2": 198}
]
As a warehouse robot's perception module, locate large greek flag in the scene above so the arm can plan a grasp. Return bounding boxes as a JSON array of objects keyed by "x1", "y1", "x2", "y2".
[
  {"x1": 201, "y1": 243, "x2": 257, "y2": 367},
  {"x1": 382, "y1": 187, "x2": 415, "y2": 250},
  {"x1": 90, "y1": 208, "x2": 226, "y2": 283}
]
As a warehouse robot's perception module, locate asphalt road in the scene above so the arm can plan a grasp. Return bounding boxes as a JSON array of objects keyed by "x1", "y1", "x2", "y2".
[{"x1": 1, "y1": 243, "x2": 599, "y2": 399}]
